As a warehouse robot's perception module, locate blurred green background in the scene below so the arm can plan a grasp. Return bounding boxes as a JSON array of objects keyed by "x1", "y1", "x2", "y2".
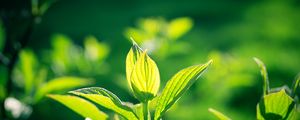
[{"x1": 1, "y1": 0, "x2": 300, "y2": 119}]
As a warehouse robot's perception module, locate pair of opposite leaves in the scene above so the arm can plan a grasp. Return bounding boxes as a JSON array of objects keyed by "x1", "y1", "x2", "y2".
[{"x1": 49, "y1": 43, "x2": 212, "y2": 120}]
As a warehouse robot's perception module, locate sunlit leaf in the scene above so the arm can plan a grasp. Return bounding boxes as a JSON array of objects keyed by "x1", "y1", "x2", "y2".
[
  {"x1": 51, "y1": 34, "x2": 73, "y2": 51},
  {"x1": 126, "y1": 42, "x2": 144, "y2": 87},
  {"x1": 51, "y1": 34, "x2": 73, "y2": 73},
  {"x1": 126, "y1": 41, "x2": 160, "y2": 102},
  {"x1": 208, "y1": 108, "x2": 232, "y2": 120},
  {"x1": 129, "y1": 50, "x2": 160, "y2": 102},
  {"x1": 167, "y1": 17, "x2": 193, "y2": 40},
  {"x1": 139, "y1": 18, "x2": 160, "y2": 36},
  {"x1": 126, "y1": 42, "x2": 160, "y2": 102},
  {"x1": 19, "y1": 49, "x2": 37, "y2": 95},
  {"x1": 154, "y1": 60, "x2": 212, "y2": 120},
  {"x1": 70, "y1": 87, "x2": 139, "y2": 120},
  {"x1": 34, "y1": 77, "x2": 92, "y2": 102},
  {"x1": 257, "y1": 89, "x2": 296, "y2": 120},
  {"x1": 48, "y1": 95, "x2": 108, "y2": 120},
  {"x1": 84, "y1": 36, "x2": 110, "y2": 62},
  {"x1": 254, "y1": 57, "x2": 269, "y2": 95}
]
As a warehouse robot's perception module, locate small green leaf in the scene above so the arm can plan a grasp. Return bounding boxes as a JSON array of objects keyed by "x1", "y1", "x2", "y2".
[
  {"x1": 70, "y1": 87, "x2": 139, "y2": 120},
  {"x1": 130, "y1": 50, "x2": 160, "y2": 102},
  {"x1": 126, "y1": 43, "x2": 160, "y2": 102},
  {"x1": 48, "y1": 95, "x2": 108, "y2": 120},
  {"x1": 126, "y1": 42, "x2": 143, "y2": 89},
  {"x1": 257, "y1": 89, "x2": 296, "y2": 120},
  {"x1": 154, "y1": 60, "x2": 212, "y2": 120},
  {"x1": 19, "y1": 49, "x2": 37, "y2": 95},
  {"x1": 84, "y1": 36, "x2": 110, "y2": 61},
  {"x1": 167, "y1": 17, "x2": 193, "y2": 40},
  {"x1": 51, "y1": 34, "x2": 73, "y2": 73},
  {"x1": 139, "y1": 18, "x2": 160, "y2": 35},
  {"x1": 208, "y1": 108, "x2": 232, "y2": 120},
  {"x1": 34, "y1": 77, "x2": 92, "y2": 102},
  {"x1": 254, "y1": 57, "x2": 269, "y2": 95}
]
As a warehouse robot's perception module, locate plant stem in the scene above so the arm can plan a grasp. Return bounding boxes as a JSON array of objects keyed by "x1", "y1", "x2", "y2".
[
  {"x1": 292, "y1": 74, "x2": 300, "y2": 97},
  {"x1": 143, "y1": 101, "x2": 150, "y2": 120}
]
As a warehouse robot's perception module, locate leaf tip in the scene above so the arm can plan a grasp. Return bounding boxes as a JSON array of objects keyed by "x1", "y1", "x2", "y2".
[
  {"x1": 207, "y1": 59, "x2": 213, "y2": 65},
  {"x1": 253, "y1": 57, "x2": 262, "y2": 65},
  {"x1": 130, "y1": 37, "x2": 138, "y2": 45}
]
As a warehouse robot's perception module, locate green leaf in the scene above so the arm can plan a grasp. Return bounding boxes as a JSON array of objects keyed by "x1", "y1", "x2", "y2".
[
  {"x1": 126, "y1": 42, "x2": 160, "y2": 102},
  {"x1": 257, "y1": 89, "x2": 297, "y2": 120},
  {"x1": 19, "y1": 49, "x2": 37, "y2": 95},
  {"x1": 139, "y1": 18, "x2": 160, "y2": 36},
  {"x1": 208, "y1": 108, "x2": 232, "y2": 120},
  {"x1": 154, "y1": 60, "x2": 212, "y2": 120},
  {"x1": 84, "y1": 36, "x2": 110, "y2": 62},
  {"x1": 48, "y1": 95, "x2": 108, "y2": 120},
  {"x1": 126, "y1": 42, "x2": 143, "y2": 89},
  {"x1": 70, "y1": 87, "x2": 139, "y2": 120},
  {"x1": 34, "y1": 77, "x2": 92, "y2": 102},
  {"x1": 254, "y1": 57, "x2": 269, "y2": 95},
  {"x1": 167, "y1": 17, "x2": 193, "y2": 40},
  {"x1": 130, "y1": 50, "x2": 160, "y2": 102},
  {"x1": 51, "y1": 34, "x2": 73, "y2": 73}
]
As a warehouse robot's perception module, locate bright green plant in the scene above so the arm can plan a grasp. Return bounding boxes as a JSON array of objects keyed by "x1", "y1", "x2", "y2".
[
  {"x1": 49, "y1": 42, "x2": 212, "y2": 120},
  {"x1": 124, "y1": 17, "x2": 193, "y2": 59},
  {"x1": 0, "y1": 0, "x2": 61, "y2": 119},
  {"x1": 254, "y1": 58, "x2": 299, "y2": 120},
  {"x1": 15, "y1": 49, "x2": 93, "y2": 103},
  {"x1": 48, "y1": 34, "x2": 110, "y2": 76},
  {"x1": 2, "y1": 49, "x2": 93, "y2": 120},
  {"x1": 210, "y1": 58, "x2": 300, "y2": 120},
  {"x1": 1, "y1": 33, "x2": 109, "y2": 119}
]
